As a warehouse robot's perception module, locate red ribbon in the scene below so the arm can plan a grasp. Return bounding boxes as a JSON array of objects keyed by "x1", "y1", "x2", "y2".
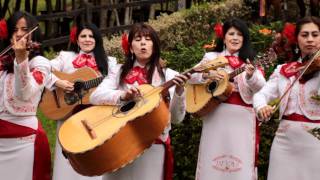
[
  {"x1": 0, "y1": 120, "x2": 51, "y2": 180},
  {"x1": 155, "y1": 137, "x2": 174, "y2": 180},
  {"x1": 280, "y1": 61, "x2": 302, "y2": 78},
  {"x1": 225, "y1": 56, "x2": 244, "y2": 69},
  {"x1": 72, "y1": 54, "x2": 97, "y2": 70},
  {"x1": 124, "y1": 66, "x2": 148, "y2": 85},
  {"x1": 283, "y1": 113, "x2": 320, "y2": 123}
]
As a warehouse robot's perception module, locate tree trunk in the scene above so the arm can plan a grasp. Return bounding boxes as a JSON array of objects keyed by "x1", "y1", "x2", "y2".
[{"x1": 99, "y1": 0, "x2": 108, "y2": 29}]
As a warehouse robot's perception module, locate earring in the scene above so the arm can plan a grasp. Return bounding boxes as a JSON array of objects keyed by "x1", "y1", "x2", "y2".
[
  {"x1": 295, "y1": 46, "x2": 299, "y2": 54},
  {"x1": 223, "y1": 44, "x2": 226, "y2": 51},
  {"x1": 131, "y1": 53, "x2": 134, "y2": 60}
]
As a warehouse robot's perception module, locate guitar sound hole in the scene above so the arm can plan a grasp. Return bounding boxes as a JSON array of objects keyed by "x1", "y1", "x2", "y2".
[
  {"x1": 207, "y1": 81, "x2": 218, "y2": 93},
  {"x1": 120, "y1": 101, "x2": 136, "y2": 112}
]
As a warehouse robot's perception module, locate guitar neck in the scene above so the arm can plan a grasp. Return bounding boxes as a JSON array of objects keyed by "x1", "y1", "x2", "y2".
[
  {"x1": 229, "y1": 66, "x2": 246, "y2": 79},
  {"x1": 161, "y1": 68, "x2": 196, "y2": 92},
  {"x1": 84, "y1": 76, "x2": 105, "y2": 89}
]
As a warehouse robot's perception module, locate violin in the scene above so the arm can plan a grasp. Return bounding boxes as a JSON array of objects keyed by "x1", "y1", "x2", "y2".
[
  {"x1": 0, "y1": 26, "x2": 40, "y2": 57},
  {"x1": 0, "y1": 26, "x2": 41, "y2": 72},
  {"x1": 300, "y1": 50, "x2": 320, "y2": 82}
]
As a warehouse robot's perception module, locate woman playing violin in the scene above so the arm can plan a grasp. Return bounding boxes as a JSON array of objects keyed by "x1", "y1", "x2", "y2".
[
  {"x1": 253, "y1": 16, "x2": 320, "y2": 180},
  {"x1": 189, "y1": 18, "x2": 266, "y2": 180},
  {"x1": 90, "y1": 23, "x2": 189, "y2": 180},
  {"x1": 0, "y1": 11, "x2": 51, "y2": 180}
]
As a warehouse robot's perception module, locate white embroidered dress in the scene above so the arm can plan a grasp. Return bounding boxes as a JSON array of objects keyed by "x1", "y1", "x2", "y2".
[
  {"x1": 0, "y1": 56, "x2": 52, "y2": 180},
  {"x1": 189, "y1": 50, "x2": 266, "y2": 180},
  {"x1": 47, "y1": 51, "x2": 117, "y2": 180},
  {"x1": 253, "y1": 63, "x2": 320, "y2": 180},
  {"x1": 90, "y1": 61, "x2": 186, "y2": 180}
]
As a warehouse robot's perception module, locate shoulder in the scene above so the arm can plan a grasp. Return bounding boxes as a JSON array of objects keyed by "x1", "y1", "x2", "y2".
[
  {"x1": 203, "y1": 52, "x2": 219, "y2": 60},
  {"x1": 56, "y1": 51, "x2": 77, "y2": 59},
  {"x1": 30, "y1": 55, "x2": 50, "y2": 67}
]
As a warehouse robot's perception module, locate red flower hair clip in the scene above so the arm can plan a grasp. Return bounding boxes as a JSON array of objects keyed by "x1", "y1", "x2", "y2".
[
  {"x1": 70, "y1": 25, "x2": 77, "y2": 44},
  {"x1": 282, "y1": 23, "x2": 296, "y2": 45},
  {"x1": 121, "y1": 33, "x2": 129, "y2": 56},
  {"x1": 0, "y1": 19, "x2": 8, "y2": 40},
  {"x1": 214, "y1": 22, "x2": 224, "y2": 39}
]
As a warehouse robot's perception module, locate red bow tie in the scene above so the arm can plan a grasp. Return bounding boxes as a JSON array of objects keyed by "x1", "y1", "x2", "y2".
[
  {"x1": 225, "y1": 55, "x2": 244, "y2": 69},
  {"x1": 72, "y1": 54, "x2": 97, "y2": 70},
  {"x1": 124, "y1": 66, "x2": 148, "y2": 85}
]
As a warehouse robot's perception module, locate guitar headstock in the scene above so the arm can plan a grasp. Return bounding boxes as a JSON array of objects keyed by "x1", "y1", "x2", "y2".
[
  {"x1": 254, "y1": 47, "x2": 277, "y2": 69},
  {"x1": 193, "y1": 56, "x2": 229, "y2": 73}
]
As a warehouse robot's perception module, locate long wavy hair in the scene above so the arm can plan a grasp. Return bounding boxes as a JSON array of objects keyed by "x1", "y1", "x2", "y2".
[
  {"x1": 70, "y1": 23, "x2": 109, "y2": 76},
  {"x1": 214, "y1": 18, "x2": 256, "y2": 61},
  {"x1": 2, "y1": 11, "x2": 42, "y2": 73},
  {"x1": 119, "y1": 23, "x2": 165, "y2": 85}
]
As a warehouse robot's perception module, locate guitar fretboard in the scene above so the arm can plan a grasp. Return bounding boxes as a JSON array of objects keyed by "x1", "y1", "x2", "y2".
[{"x1": 84, "y1": 76, "x2": 105, "y2": 90}]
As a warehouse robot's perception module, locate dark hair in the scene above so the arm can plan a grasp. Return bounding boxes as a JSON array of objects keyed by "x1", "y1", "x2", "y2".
[
  {"x1": 119, "y1": 23, "x2": 165, "y2": 85},
  {"x1": 2, "y1": 11, "x2": 42, "y2": 73},
  {"x1": 214, "y1": 18, "x2": 256, "y2": 61},
  {"x1": 293, "y1": 16, "x2": 320, "y2": 60},
  {"x1": 70, "y1": 23, "x2": 109, "y2": 76}
]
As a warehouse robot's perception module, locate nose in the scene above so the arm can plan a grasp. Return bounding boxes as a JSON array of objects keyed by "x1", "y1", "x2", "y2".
[{"x1": 16, "y1": 29, "x2": 25, "y2": 38}]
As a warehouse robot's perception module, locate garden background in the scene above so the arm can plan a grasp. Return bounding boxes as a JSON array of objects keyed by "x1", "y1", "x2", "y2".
[{"x1": 32, "y1": 0, "x2": 307, "y2": 179}]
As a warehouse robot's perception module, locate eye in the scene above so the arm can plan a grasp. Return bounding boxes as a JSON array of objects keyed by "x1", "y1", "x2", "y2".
[{"x1": 89, "y1": 34, "x2": 94, "y2": 38}]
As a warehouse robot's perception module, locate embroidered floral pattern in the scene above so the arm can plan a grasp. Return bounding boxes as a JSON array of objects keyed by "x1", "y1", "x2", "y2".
[{"x1": 5, "y1": 75, "x2": 36, "y2": 113}]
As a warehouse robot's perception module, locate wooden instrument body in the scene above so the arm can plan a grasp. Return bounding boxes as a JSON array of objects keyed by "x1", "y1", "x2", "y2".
[
  {"x1": 186, "y1": 70, "x2": 233, "y2": 116},
  {"x1": 39, "y1": 67, "x2": 100, "y2": 120},
  {"x1": 58, "y1": 84, "x2": 170, "y2": 176}
]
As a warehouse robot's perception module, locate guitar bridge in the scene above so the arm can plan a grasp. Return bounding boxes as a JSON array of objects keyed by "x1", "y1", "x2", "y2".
[{"x1": 81, "y1": 119, "x2": 97, "y2": 139}]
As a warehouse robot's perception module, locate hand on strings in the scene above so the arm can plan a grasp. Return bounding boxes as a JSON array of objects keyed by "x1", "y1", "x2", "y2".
[
  {"x1": 173, "y1": 73, "x2": 191, "y2": 95},
  {"x1": 120, "y1": 86, "x2": 142, "y2": 101},
  {"x1": 55, "y1": 80, "x2": 74, "y2": 91},
  {"x1": 202, "y1": 70, "x2": 224, "y2": 81},
  {"x1": 257, "y1": 105, "x2": 274, "y2": 121},
  {"x1": 11, "y1": 35, "x2": 29, "y2": 63},
  {"x1": 245, "y1": 59, "x2": 255, "y2": 80}
]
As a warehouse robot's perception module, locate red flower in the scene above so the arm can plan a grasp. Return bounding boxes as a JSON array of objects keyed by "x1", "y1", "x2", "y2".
[
  {"x1": 32, "y1": 69, "x2": 44, "y2": 85},
  {"x1": 214, "y1": 23, "x2": 224, "y2": 39},
  {"x1": 121, "y1": 33, "x2": 129, "y2": 56},
  {"x1": 0, "y1": 19, "x2": 8, "y2": 40},
  {"x1": 70, "y1": 25, "x2": 77, "y2": 44},
  {"x1": 282, "y1": 23, "x2": 296, "y2": 45}
]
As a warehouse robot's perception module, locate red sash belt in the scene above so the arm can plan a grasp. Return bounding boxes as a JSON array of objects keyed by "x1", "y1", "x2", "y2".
[
  {"x1": 283, "y1": 113, "x2": 320, "y2": 123},
  {"x1": 0, "y1": 120, "x2": 51, "y2": 180},
  {"x1": 155, "y1": 137, "x2": 173, "y2": 180},
  {"x1": 224, "y1": 92, "x2": 252, "y2": 108}
]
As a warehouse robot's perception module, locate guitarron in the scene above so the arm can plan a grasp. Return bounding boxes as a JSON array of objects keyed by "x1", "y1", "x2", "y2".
[{"x1": 58, "y1": 57, "x2": 229, "y2": 176}]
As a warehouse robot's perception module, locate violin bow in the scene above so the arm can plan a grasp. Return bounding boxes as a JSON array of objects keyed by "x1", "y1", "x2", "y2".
[{"x1": 0, "y1": 26, "x2": 39, "y2": 57}]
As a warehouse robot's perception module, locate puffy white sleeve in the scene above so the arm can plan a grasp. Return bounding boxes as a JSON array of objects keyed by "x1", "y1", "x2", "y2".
[
  {"x1": 90, "y1": 64, "x2": 125, "y2": 105},
  {"x1": 14, "y1": 56, "x2": 51, "y2": 101},
  {"x1": 166, "y1": 68, "x2": 186, "y2": 124},
  {"x1": 253, "y1": 65, "x2": 282, "y2": 112}
]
